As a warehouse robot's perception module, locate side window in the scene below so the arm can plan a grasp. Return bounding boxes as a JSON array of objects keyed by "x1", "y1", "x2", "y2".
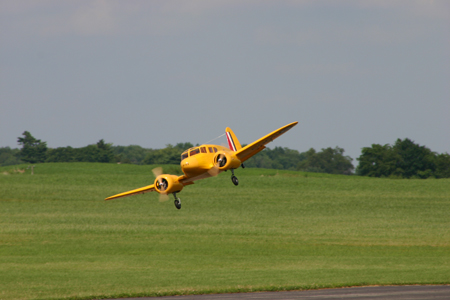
[
  {"x1": 213, "y1": 147, "x2": 218, "y2": 153},
  {"x1": 200, "y1": 147, "x2": 207, "y2": 153},
  {"x1": 208, "y1": 147, "x2": 213, "y2": 153},
  {"x1": 181, "y1": 152, "x2": 188, "y2": 160}
]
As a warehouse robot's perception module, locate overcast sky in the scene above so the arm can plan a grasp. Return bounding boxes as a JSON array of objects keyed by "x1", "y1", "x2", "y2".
[{"x1": 1, "y1": 0, "x2": 449, "y2": 162}]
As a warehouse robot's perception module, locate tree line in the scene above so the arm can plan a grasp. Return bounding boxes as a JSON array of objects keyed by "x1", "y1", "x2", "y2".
[
  {"x1": 1, "y1": 131, "x2": 449, "y2": 178},
  {"x1": 356, "y1": 138, "x2": 450, "y2": 179}
]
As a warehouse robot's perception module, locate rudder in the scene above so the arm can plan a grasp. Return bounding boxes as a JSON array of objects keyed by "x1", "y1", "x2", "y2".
[{"x1": 225, "y1": 127, "x2": 242, "y2": 152}]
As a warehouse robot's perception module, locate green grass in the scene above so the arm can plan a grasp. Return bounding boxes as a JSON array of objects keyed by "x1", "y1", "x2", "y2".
[{"x1": 1, "y1": 163, "x2": 449, "y2": 300}]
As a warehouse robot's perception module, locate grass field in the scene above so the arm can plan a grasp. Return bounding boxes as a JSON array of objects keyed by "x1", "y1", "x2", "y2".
[{"x1": 1, "y1": 163, "x2": 449, "y2": 300}]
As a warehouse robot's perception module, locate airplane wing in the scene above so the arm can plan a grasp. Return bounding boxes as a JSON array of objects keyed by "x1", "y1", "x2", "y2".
[
  {"x1": 104, "y1": 184, "x2": 156, "y2": 201},
  {"x1": 105, "y1": 176, "x2": 194, "y2": 201},
  {"x1": 235, "y1": 121, "x2": 298, "y2": 163}
]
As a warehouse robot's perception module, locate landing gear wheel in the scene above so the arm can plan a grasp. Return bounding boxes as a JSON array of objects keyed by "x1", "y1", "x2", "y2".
[
  {"x1": 231, "y1": 176, "x2": 239, "y2": 186},
  {"x1": 174, "y1": 198, "x2": 181, "y2": 209}
]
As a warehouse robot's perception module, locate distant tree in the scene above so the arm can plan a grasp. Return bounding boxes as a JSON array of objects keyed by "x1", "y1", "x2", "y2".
[
  {"x1": 74, "y1": 145, "x2": 98, "y2": 162},
  {"x1": 73, "y1": 140, "x2": 115, "y2": 163},
  {"x1": 244, "y1": 151, "x2": 276, "y2": 169},
  {"x1": 356, "y1": 144, "x2": 402, "y2": 177},
  {"x1": 0, "y1": 147, "x2": 22, "y2": 166},
  {"x1": 112, "y1": 145, "x2": 152, "y2": 164},
  {"x1": 17, "y1": 131, "x2": 47, "y2": 163},
  {"x1": 96, "y1": 139, "x2": 108, "y2": 150},
  {"x1": 393, "y1": 138, "x2": 436, "y2": 178},
  {"x1": 144, "y1": 144, "x2": 180, "y2": 165},
  {"x1": 244, "y1": 146, "x2": 306, "y2": 170},
  {"x1": 296, "y1": 148, "x2": 321, "y2": 173},
  {"x1": 96, "y1": 139, "x2": 115, "y2": 163},
  {"x1": 46, "y1": 147, "x2": 75, "y2": 162},
  {"x1": 356, "y1": 138, "x2": 445, "y2": 179},
  {"x1": 266, "y1": 147, "x2": 305, "y2": 170},
  {"x1": 298, "y1": 147, "x2": 354, "y2": 175},
  {"x1": 434, "y1": 153, "x2": 450, "y2": 178},
  {"x1": 143, "y1": 143, "x2": 193, "y2": 165},
  {"x1": 174, "y1": 142, "x2": 194, "y2": 151}
]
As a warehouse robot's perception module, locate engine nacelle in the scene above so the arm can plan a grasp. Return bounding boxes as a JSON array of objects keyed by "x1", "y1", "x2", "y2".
[
  {"x1": 214, "y1": 152, "x2": 241, "y2": 171},
  {"x1": 154, "y1": 174, "x2": 184, "y2": 194}
]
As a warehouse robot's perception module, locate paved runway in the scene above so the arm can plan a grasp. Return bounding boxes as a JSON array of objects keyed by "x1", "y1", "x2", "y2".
[{"x1": 107, "y1": 285, "x2": 450, "y2": 300}]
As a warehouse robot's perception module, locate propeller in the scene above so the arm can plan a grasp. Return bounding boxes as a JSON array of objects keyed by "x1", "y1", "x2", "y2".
[
  {"x1": 158, "y1": 193, "x2": 169, "y2": 202},
  {"x1": 217, "y1": 153, "x2": 227, "y2": 167},
  {"x1": 152, "y1": 166, "x2": 163, "y2": 177},
  {"x1": 208, "y1": 165, "x2": 220, "y2": 176},
  {"x1": 152, "y1": 167, "x2": 169, "y2": 202}
]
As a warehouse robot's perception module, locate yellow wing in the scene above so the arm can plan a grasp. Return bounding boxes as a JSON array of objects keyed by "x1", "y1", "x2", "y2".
[
  {"x1": 235, "y1": 121, "x2": 298, "y2": 163},
  {"x1": 104, "y1": 184, "x2": 156, "y2": 201},
  {"x1": 105, "y1": 175, "x2": 194, "y2": 201}
]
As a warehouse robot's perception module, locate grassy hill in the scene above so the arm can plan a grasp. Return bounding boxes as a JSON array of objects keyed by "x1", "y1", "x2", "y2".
[{"x1": 1, "y1": 163, "x2": 449, "y2": 300}]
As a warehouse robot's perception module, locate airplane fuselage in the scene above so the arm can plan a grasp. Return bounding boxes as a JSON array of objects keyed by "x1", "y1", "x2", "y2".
[{"x1": 180, "y1": 144, "x2": 240, "y2": 181}]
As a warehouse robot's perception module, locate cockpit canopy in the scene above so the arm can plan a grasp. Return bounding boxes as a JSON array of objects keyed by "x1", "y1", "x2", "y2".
[{"x1": 181, "y1": 146, "x2": 218, "y2": 161}]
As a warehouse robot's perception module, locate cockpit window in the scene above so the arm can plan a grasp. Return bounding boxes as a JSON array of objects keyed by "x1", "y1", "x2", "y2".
[
  {"x1": 200, "y1": 147, "x2": 207, "y2": 153},
  {"x1": 190, "y1": 148, "x2": 200, "y2": 156},
  {"x1": 181, "y1": 152, "x2": 188, "y2": 160}
]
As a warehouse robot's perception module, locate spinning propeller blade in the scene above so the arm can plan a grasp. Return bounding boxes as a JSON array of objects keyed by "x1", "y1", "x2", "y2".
[
  {"x1": 153, "y1": 166, "x2": 169, "y2": 201},
  {"x1": 208, "y1": 165, "x2": 220, "y2": 176},
  {"x1": 153, "y1": 167, "x2": 164, "y2": 189},
  {"x1": 152, "y1": 167, "x2": 163, "y2": 177},
  {"x1": 159, "y1": 193, "x2": 169, "y2": 202}
]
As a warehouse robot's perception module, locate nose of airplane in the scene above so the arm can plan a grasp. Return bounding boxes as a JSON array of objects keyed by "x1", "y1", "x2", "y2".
[{"x1": 181, "y1": 156, "x2": 199, "y2": 173}]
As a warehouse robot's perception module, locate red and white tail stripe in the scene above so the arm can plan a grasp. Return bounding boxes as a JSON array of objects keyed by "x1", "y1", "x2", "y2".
[{"x1": 226, "y1": 132, "x2": 237, "y2": 151}]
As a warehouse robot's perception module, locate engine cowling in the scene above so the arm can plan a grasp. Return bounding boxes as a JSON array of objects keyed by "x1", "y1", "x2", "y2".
[
  {"x1": 214, "y1": 152, "x2": 241, "y2": 171},
  {"x1": 154, "y1": 174, "x2": 184, "y2": 194}
]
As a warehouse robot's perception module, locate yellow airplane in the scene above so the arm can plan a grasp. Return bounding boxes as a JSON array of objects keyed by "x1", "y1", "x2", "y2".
[{"x1": 105, "y1": 121, "x2": 298, "y2": 209}]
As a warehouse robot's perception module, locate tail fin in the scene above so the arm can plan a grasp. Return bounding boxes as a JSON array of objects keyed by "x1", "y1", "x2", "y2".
[{"x1": 225, "y1": 127, "x2": 242, "y2": 152}]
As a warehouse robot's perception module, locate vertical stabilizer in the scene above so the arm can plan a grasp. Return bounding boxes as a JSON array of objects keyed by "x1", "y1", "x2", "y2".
[{"x1": 225, "y1": 127, "x2": 242, "y2": 152}]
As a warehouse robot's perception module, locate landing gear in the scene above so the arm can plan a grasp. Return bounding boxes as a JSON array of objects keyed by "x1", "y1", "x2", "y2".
[
  {"x1": 173, "y1": 193, "x2": 181, "y2": 209},
  {"x1": 231, "y1": 169, "x2": 239, "y2": 186},
  {"x1": 174, "y1": 199, "x2": 181, "y2": 209}
]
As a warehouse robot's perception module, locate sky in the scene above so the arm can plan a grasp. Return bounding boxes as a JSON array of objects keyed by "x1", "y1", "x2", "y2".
[{"x1": 1, "y1": 0, "x2": 449, "y2": 163}]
